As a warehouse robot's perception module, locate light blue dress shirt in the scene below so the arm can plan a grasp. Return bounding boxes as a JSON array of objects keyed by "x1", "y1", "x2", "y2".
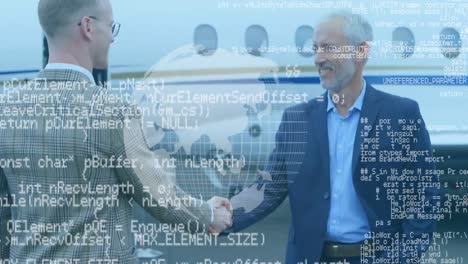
[{"x1": 326, "y1": 80, "x2": 370, "y2": 243}]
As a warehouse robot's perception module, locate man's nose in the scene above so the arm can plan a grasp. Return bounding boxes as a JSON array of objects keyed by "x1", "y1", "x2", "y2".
[{"x1": 315, "y1": 51, "x2": 326, "y2": 67}]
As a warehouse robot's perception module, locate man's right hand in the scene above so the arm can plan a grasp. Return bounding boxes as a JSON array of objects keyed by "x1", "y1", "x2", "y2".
[{"x1": 207, "y1": 196, "x2": 233, "y2": 235}]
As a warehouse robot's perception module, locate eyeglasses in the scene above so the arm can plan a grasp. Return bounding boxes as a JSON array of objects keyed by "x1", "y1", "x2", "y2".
[{"x1": 78, "y1": 16, "x2": 121, "y2": 38}]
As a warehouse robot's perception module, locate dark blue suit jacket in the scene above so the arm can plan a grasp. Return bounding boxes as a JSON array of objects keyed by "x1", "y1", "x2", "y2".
[{"x1": 231, "y1": 83, "x2": 439, "y2": 263}]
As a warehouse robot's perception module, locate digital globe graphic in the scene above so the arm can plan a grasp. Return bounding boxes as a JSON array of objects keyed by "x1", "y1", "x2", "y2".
[{"x1": 127, "y1": 44, "x2": 302, "y2": 219}]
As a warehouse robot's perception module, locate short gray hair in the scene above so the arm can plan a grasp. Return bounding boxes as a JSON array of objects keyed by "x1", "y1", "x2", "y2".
[
  {"x1": 38, "y1": 0, "x2": 99, "y2": 38},
  {"x1": 322, "y1": 11, "x2": 373, "y2": 45}
]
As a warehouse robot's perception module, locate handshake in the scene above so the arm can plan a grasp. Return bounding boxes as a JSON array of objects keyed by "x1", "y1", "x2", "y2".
[{"x1": 207, "y1": 196, "x2": 233, "y2": 235}]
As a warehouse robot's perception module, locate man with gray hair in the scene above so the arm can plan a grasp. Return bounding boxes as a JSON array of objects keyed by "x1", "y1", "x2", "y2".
[
  {"x1": 229, "y1": 11, "x2": 438, "y2": 264},
  {"x1": 0, "y1": 0, "x2": 232, "y2": 262}
]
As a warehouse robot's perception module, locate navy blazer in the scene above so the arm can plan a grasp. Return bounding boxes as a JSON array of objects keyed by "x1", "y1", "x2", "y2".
[{"x1": 231, "y1": 83, "x2": 439, "y2": 263}]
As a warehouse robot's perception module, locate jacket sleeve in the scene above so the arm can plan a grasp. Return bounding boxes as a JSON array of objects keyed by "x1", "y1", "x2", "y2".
[
  {"x1": 0, "y1": 168, "x2": 11, "y2": 260},
  {"x1": 398, "y1": 102, "x2": 439, "y2": 263},
  {"x1": 227, "y1": 110, "x2": 291, "y2": 233},
  {"x1": 109, "y1": 104, "x2": 213, "y2": 233}
]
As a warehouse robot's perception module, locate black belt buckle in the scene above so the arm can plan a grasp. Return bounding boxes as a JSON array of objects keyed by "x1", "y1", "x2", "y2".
[{"x1": 323, "y1": 241, "x2": 363, "y2": 258}]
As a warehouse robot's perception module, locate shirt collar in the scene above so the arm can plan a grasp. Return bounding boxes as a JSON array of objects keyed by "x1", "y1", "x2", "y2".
[
  {"x1": 327, "y1": 79, "x2": 367, "y2": 113},
  {"x1": 45, "y1": 63, "x2": 96, "y2": 85}
]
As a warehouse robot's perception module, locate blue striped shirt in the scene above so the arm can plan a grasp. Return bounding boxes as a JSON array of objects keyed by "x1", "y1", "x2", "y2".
[{"x1": 326, "y1": 80, "x2": 370, "y2": 243}]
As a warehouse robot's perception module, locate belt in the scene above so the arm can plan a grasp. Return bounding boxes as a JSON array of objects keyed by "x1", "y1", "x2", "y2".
[{"x1": 322, "y1": 240, "x2": 364, "y2": 258}]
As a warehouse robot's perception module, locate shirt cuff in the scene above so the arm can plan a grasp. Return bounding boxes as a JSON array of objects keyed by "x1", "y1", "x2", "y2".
[{"x1": 210, "y1": 204, "x2": 214, "y2": 223}]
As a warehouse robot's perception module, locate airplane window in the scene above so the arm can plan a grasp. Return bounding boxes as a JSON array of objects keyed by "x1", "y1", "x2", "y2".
[
  {"x1": 194, "y1": 24, "x2": 218, "y2": 56},
  {"x1": 245, "y1": 25, "x2": 269, "y2": 56},
  {"x1": 440, "y1": 27, "x2": 462, "y2": 59},
  {"x1": 295, "y1": 25, "x2": 314, "y2": 57},
  {"x1": 392, "y1": 27, "x2": 415, "y2": 58}
]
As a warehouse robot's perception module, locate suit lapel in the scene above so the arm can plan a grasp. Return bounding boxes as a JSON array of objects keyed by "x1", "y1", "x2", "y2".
[
  {"x1": 351, "y1": 83, "x2": 382, "y2": 176},
  {"x1": 310, "y1": 95, "x2": 330, "y2": 182}
]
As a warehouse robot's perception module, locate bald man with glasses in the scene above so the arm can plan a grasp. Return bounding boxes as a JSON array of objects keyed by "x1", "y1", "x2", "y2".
[{"x1": 0, "y1": 0, "x2": 232, "y2": 262}]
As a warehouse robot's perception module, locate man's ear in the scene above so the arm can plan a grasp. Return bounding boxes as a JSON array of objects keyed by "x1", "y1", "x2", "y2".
[
  {"x1": 78, "y1": 16, "x2": 94, "y2": 40},
  {"x1": 356, "y1": 41, "x2": 370, "y2": 64}
]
